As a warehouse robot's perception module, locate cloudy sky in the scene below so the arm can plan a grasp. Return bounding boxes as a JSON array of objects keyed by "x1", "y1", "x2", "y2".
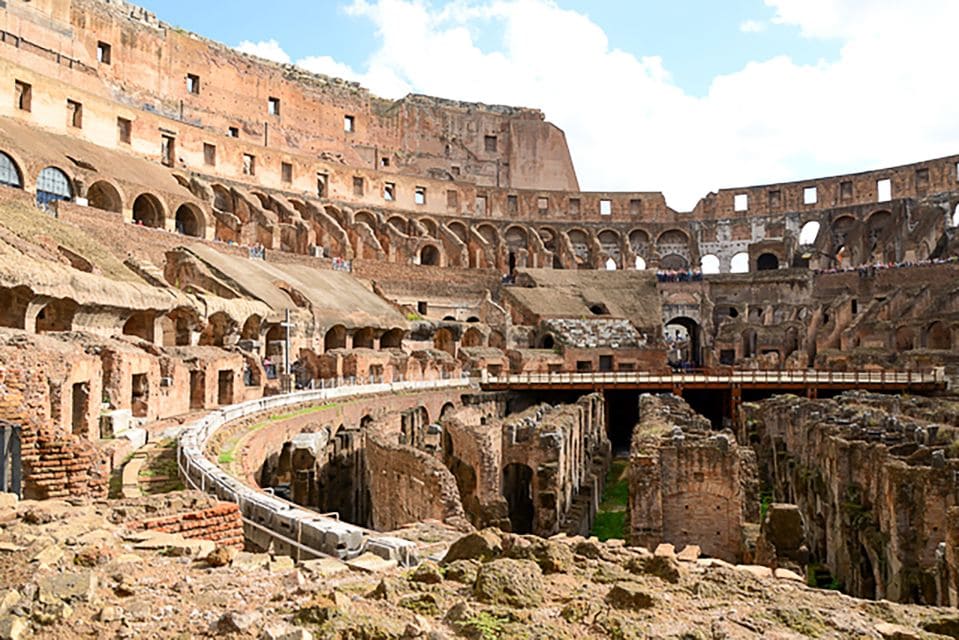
[{"x1": 137, "y1": 0, "x2": 959, "y2": 211}]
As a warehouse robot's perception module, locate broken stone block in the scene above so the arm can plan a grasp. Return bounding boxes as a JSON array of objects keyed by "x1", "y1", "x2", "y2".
[
  {"x1": 443, "y1": 529, "x2": 503, "y2": 563},
  {"x1": 473, "y1": 558, "x2": 543, "y2": 607},
  {"x1": 38, "y1": 571, "x2": 97, "y2": 605},
  {"x1": 605, "y1": 582, "x2": 657, "y2": 610},
  {"x1": 0, "y1": 615, "x2": 28, "y2": 640}
]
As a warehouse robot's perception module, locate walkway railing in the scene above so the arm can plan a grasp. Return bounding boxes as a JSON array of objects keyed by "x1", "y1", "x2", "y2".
[
  {"x1": 176, "y1": 376, "x2": 470, "y2": 566},
  {"x1": 482, "y1": 369, "x2": 946, "y2": 387}
]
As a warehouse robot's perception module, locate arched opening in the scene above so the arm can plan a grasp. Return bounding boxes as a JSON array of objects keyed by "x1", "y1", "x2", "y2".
[
  {"x1": 799, "y1": 221, "x2": 821, "y2": 245},
  {"x1": 756, "y1": 253, "x2": 780, "y2": 271},
  {"x1": 784, "y1": 326, "x2": 800, "y2": 358},
  {"x1": 353, "y1": 327, "x2": 374, "y2": 349},
  {"x1": 567, "y1": 229, "x2": 591, "y2": 268},
  {"x1": 598, "y1": 229, "x2": 621, "y2": 266},
  {"x1": 448, "y1": 221, "x2": 468, "y2": 243},
  {"x1": 420, "y1": 244, "x2": 440, "y2": 266},
  {"x1": 0, "y1": 151, "x2": 23, "y2": 188},
  {"x1": 895, "y1": 326, "x2": 914, "y2": 351},
  {"x1": 388, "y1": 216, "x2": 408, "y2": 235},
  {"x1": 628, "y1": 229, "x2": 650, "y2": 256},
  {"x1": 665, "y1": 317, "x2": 701, "y2": 368},
  {"x1": 605, "y1": 257, "x2": 617, "y2": 271},
  {"x1": 741, "y1": 328, "x2": 758, "y2": 359},
  {"x1": 466, "y1": 316, "x2": 480, "y2": 323},
  {"x1": 35, "y1": 299, "x2": 77, "y2": 333},
  {"x1": 730, "y1": 252, "x2": 750, "y2": 273},
  {"x1": 122, "y1": 311, "x2": 155, "y2": 342},
  {"x1": 420, "y1": 218, "x2": 438, "y2": 238},
  {"x1": 175, "y1": 204, "x2": 203, "y2": 237},
  {"x1": 212, "y1": 184, "x2": 234, "y2": 213},
  {"x1": 86, "y1": 181, "x2": 122, "y2": 213},
  {"x1": 161, "y1": 308, "x2": 196, "y2": 347},
  {"x1": 354, "y1": 211, "x2": 376, "y2": 228},
  {"x1": 660, "y1": 254, "x2": 689, "y2": 271},
  {"x1": 132, "y1": 193, "x2": 164, "y2": 229},
  {"x1": 434, "y1": 327, "x2": 455, "y2": 356},
  {"x1": 198, "y1": 312, "x2": 235, "y2": 347},
  {"x1": 503, "y1": 463, "x2": 534, "y2": 534},
  {"x1": 36, "y1": 167, "x2": 72, "y2": 208},
  {"x1": 462, "y1": 327, "x2": 484, "y2": 347},
  {"x1": 700, "y1": 254, "x2": 720, "y2": 274},
  {"x1": 489, "y1": 330, "x2": 506, "y2": 350},
  {"x1": 925, "y1": 321, "x2": 951, "y2": 350},
  {"x1": 381, "y1": 328, "x2": 404, "y2": 349},
  {"x1": 634, "y1": 256, "x2": 647, "y2": 271},
  {"x1": 324, "y1": 324, "x2": 347, "y2": 351},
  {"x1": 241, "y1": 315, "x2": 262, "y2": 342},
  {"x1": 0, "y1": 286, "x2": 31, "y2": 329},
  {"x1": 589, "y1": 303, "x2": 610, "y2": 316},
  {"x1": 539, "y1": 334, "x2": 555, "y2": 349}
]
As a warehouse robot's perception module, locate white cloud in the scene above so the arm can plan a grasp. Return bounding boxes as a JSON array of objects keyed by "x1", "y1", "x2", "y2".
[
  {"x1": 243, "y1": 1, "x2": 959, "y2": 211},
  {"x1": 739, "y1": 19, "x2": 766, "y2": 33},
  {"x1": 235, "y1": 39, "x2": 291, "y2": 64}
]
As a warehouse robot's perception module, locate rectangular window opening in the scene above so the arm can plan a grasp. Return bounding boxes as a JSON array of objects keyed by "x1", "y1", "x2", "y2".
[
  {"x1": 317, "y1": 173, "x2": 328, "y2": 198},
  {"x1": 629, "y1": 199, "x2": 643, "y2": 215},
  {"x1": 281, "y1": 161, "x2": 293, "y2": 184},
  {"x1": 14, "y1": 80, "x2": 31, "y2": 112},
  {"x1": 227, "y1": 126, "x2": 239, "y2": 138},
  {"x1": 344, "y1": 114, "x2": 355, "y2": 133},
  {"x1": 242, "y1": 153, "x2": 256, "y2": 176},
  {"x1": 117, "y1": 117, "x2": 132, "y2": 144},
  {"x1": 734, "y1": 193, "x2": 748, "y2": 212},
  {"x1": 203, "y1": 143, "x2": 216, "y2": 166},
  {"x1": 484, "y1": 135, "x2": 497, "y2": 153},
  {"x1": 475, "y1": 195, "x2": 488, "y2": 216},
  {"x1": 417, "y1": 301, "x2": 428, "y2": 315},
  {"x1": 383, "y1": 182, "x2": 395, "y2": 201},
  {"x1": 97, "y1": 41, "x2": 111, "y2": 65},
  {"x1": 803, "y1": 186, "x2": 818, "y2": 205},
  {"x1": 839, "y1": 181, "x2": 853, "y2": 203},
  {"x1": 507, "y1": 195, "x2": 518, "y2": 214},
  {"x1": 915, "y1": 168, "x2": 930, "y2": 194},
  {"x1": 876, "y1": 178, "x2": 892, "y2": 202},
  {"x1": 600, "y1": 199, "x2": 612, "y2": 216},
  {"x1": 451, "y1": 165, "x2": 461, "y2": 177},
  {"x1": 353, "y1": 176, "x2": 364, "y2": 197},
  {"x1": 414, "y1": 186, "x2": 426, "y2": 206},
  {"x1": 268, "y1": 96, "x2": 280, "y2": 116},
  {"x1": 161, "y1": 135, "x2": 175, "y2": 167},
  {"x1": 446, "y1": 189, "x2": 458, "y2": 208},
  {"x1": 380, "y1": 156, "x2": 390, "y2": 168},
  {"x1": 537, "y1": 197, "x2": 549, "y2": 214},
  {"x1": 767, "y1": 190, "x2": 782, "y2": 209},
  {"x1": 569, "y1": 198, "x2": 581, "y2": 215},
  {"x1": 186, "y1": 73, "x2": 200, "y2": 95},
  {"x1": 67, "y1": 99, "x2": 83, "y2": 128}
]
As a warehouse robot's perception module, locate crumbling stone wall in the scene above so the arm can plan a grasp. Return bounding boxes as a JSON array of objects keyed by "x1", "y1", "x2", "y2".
[
  {"x1": 121, "y1": 492, "x2": 245, "y2": 549},
  {"x1": 741, "y1": 392, "x2": 959, "y2": 603},
  {"x1": 627, "y1": 394, "x2": 759, "y2": 563}
]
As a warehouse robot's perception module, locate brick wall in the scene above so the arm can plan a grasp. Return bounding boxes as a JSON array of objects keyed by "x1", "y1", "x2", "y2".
[{"x1": 127, "y1": 502, "x2": 245, "y2": 549}]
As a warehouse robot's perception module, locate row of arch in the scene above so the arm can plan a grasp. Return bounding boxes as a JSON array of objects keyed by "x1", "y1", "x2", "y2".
[{"x1": 0, "y1": 150, "x2": 207, "y2": 238}]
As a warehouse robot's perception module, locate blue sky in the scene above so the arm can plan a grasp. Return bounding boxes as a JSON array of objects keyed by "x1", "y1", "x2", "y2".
[{"x1": 134, "y1": 0, "x2": 958, "y2": 210}]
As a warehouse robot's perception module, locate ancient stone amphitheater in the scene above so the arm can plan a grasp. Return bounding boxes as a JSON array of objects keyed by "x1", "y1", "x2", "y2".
[{"x1": 2, "y1": 1, "x2": 959, "y2": 638}]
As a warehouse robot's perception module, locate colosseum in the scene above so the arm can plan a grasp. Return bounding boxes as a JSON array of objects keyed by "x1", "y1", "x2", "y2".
[{"x1": 1, "y1": 0, "x2": 959, "y2": 637}]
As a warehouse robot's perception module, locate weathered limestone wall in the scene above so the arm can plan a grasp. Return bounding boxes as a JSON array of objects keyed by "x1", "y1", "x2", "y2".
[
  {"x1": 741, "y1": 392, "x2": 959, "y2": 604},
  {"x1": 628, "y1": 394, "x2": 758, "y2": 563}
]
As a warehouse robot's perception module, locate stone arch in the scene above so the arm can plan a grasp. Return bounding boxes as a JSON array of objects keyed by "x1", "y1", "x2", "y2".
[
  {"x1": 86, "y1": 180, "x2": 123, "y2": 213},
  {"x1": 36, "y1": 166, "x2": 73, "y2": 207},
  {"x1": 35, "y1": 299, "x2": 78, "y2": 333},
  {"x1": 122, "y1": 310, "x2": 155, "y2": 342},
  {"x1": 539, "y1": 333, "x2": 555, "y2": 349},
  {"x1": 434, "y1": 327, "x2": 456, "y2": 356},
  {"x1": 354, "y1": 210, "x2": 377, "y2": 228},
  {"x1": 160, "y1": 307, "x2": 197, "y2": 347},
  {"x1": 353, "y1": 327, "x2": 375, "y2": 349},
  {"x1": 925, "y1": 321, "x2": 951, "y2": 350},
  {"x1": 132, "y1": 193, "x2": 165, "y2": 229},
  {"x1": 477, "y1": 223, "x2": 499, "y2": 247},
  {"x1": 0, "y1": 286, "x2": 31, "y2": 329},
  {"x1": 489, "y1": 330, "x2": 506, "y2": 349},
  {"x1": 866, "y1": 210, "x2": 892, "y2": 250},
  {"x1": 241, "y1": 315, "x2": 262, "y2": 341},
  {"x1": 657, "y1": 228, "x2": 688, "y2": 245},
  {"x1": 665, "y1": 316, "x2": 702, "y2": 367},
  {"x1": 567, "y1": 228, "x2": 591, "y2": 267},
  {"x1": 211, "y1": 184, "x2": 234, "y2": 213},
  {"x1": 198, "y1": 311, "x2": 236, "y2": 347},
  {"x1": 325, "y1": 324, "x2": 347, "y2": 351},
  {"x1": 0, "y1": 151, "x2": 23, "y2": 188},
  {"x1": 895, "y1": 326, "x2": 914, "y2": 351},
  {"x1": 756, "y1": 253, "x2": 779, "y2": 271},
  {"x1": 381, "y1": 328, "x2": 404, "y2": 349},
  {"x1": 419, "y1": 217, "x2": 439, "y2": 238},
  {"x1": 598, "y1": 229, "x2": 622, "y2": 266},
  {"x1": 174, "y1": 203, "x2": 204, "y2": 238},
  {"x1": 388, "y1": 215, "x2": 409, "y2": 235},
  {"x1": 799, "y1": 220, "x2": 821, "y2": 245},
  {"x1": 505, "y1": 225, "x2": 528, "y2": 248},
  {"x1": 730, "y1": 252, "x2": 750, "y2": 273},
  {"x1": 700, "y1": 254, "x2": 720, "y2": 274},
  {"x1": 462, "y1": 327, "x2": 485, "y2": 347},
  {"x1": 448, "y1": 221, "x2": 468, "y2": 243},
  {"x1": 660, "y1": 254, "x2": 689, "y2": 271},
  {"x1": 634, "y1": 256, "x2": 647, "y2": 270},
  {"x1": 628, "y1": 228, "x2": 650, "y2": 252},
  {"x1": 420, "y1": 244, "x2": 441, "y2": 266}
]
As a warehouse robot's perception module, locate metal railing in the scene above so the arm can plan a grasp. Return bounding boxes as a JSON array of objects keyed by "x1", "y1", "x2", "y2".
[
  {"x1": 176, "y1": 376, "x2": 470, "y2": 566},
  {"x1": 482, "y1": 368, "x2": 946, "y2": 386}
]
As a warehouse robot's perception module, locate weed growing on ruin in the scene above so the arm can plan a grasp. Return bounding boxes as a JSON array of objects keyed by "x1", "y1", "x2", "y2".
[
  {"x1": 462, "y1": 612, "x2": 510, "y2": 640},
  {"x1": 592, "y1": 458, "x2": 629, "y2": 540}
]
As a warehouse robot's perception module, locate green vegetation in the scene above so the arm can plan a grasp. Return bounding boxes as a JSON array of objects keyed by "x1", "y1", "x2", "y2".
[
  {"x1": 406, "y1": 312, "x2": 422, "y2": 321},
  {"x1": 217, "y1": 403, "x2": 339, "y2": 469},
  {"x1": 759, "y1": 491, "x2": 773, "y2": 522},
  {"x1": 592, "y1": 458, "x2": 629, "y2": 541},
  {"x1": 462, "y1": 612, "x2": 511, "y2": 640}
]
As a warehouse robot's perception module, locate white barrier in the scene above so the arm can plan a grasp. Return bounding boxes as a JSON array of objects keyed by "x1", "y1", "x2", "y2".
[{"x1": 177, "y1": 377, "x2": 470, "y2": 566}]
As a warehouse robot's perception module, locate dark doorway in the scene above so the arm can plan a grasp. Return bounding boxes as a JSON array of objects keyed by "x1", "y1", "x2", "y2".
[
  {"x1": 599, "y1": 355, "x2": 614, "y2": 372},
  {"x1": 756, "y1": 253, "x2": 780, "y2": 271},
  {"x1": 189, "y1": 371, "x2": 204, "y2": 410},
  {"x1": 131, "y1": 373, "x2": 149, "y2": 418},
  {"x1": 217, "y1": 370, "x2": 233, "y2": 405},
  {"x1": 0, "y1": 422, "x2": 22, "y2": 497},
  {"x1": 503, "y1": 463, "x2": 534, "y2": 534},
  {"x1": 71, "y1": 382, "x2": 89, "y2": 436},
  {"x1": 605, "y1": 390, "x2": 640, "y2": 453}
]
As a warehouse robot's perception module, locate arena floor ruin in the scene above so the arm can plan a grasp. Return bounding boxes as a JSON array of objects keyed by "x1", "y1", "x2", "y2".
[{"x1": 2, "y1": 0, "x2": 959, "y2": 637}]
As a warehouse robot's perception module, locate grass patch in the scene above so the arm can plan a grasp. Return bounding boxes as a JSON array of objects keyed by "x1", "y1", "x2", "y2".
[
  {"x1": 591, "y1": 458, "x2": 629, "y2": 541},
  {"x1": 217, "y1": 403, "x2": 339, "y2": 469}
]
